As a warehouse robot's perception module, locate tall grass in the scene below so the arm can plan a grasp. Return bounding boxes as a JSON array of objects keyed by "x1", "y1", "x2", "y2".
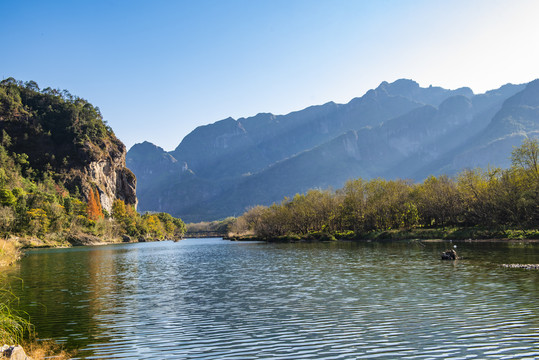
[
  {"x1": 0, "y1": 239, "x2": 21, "y2": 267},
  {"x1": 0, "y1": 279, "x2": 33, "y2": 344},
  {"x1": 0, "y1": 239, "x2": 32, "y2": 345}
]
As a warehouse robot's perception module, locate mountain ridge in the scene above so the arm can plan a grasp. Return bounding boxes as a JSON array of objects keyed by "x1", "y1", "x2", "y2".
[{"x1": 127, "y1": 79, "x2": 535, "y2": 222}]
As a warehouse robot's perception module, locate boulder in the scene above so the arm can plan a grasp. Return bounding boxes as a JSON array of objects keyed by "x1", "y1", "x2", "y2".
[{"x1": 1, "y1": 345, "x2": 30, "y2": 360}]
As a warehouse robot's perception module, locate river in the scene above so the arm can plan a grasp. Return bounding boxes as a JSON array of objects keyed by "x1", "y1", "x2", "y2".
[{"x1": 6, "y1": 238, "x2": 539, "y2": 359}]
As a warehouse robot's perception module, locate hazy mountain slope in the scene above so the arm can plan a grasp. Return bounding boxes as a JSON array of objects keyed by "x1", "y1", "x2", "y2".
[
  {"x1": 416, "y1": 80, "x2": 538, "y2": 176},
  {"x1": 169, "y1": 79, "x2": 472, "y2": 180},
  {"x1": 200, "y1": 95, "x2": 481, "y2": 221},
  {"x1": 179, "y1": 130, "x2": 373, "y2": 221},
  {"x1": 127, "y1": 79, "x2": 534, "y2": 222}
]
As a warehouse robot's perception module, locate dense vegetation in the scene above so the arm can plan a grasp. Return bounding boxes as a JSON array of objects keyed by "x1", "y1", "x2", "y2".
[
  {"x1": 0, "y1": 77, "x2": 115, "y2": 175},
  {"x1": 230, "y1": 139, "x2": 539, "y2": 241},
  {"x1": 0, "y1": 78, "x2": 185, "y2": 244}
]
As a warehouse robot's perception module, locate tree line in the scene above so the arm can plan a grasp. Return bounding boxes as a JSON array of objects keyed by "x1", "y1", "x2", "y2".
[{"x1": 230, "y1": 138, "x2": 539, "y2": 240}]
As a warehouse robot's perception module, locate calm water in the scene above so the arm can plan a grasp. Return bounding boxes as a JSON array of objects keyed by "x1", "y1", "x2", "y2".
[{"x1": 6, "y1": 238, "x2": 539, "y2": 359}]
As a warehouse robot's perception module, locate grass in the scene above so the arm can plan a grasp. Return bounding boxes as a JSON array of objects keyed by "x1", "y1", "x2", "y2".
[
  {"x1": 23, "y1": 339, "x2": 74, "y2": 360},
  {"x1": 1, "y1": 239, "x2": 31, "y2": 346},
  {"x1": 0, "y1": 239, "x2": 22, "y2": 267},
  {"x1": 0, "y1": 278, "x2": 32, "y2": 345},
  {"x1": 0, "y1": 239, "x2": 74, "y2": 359}
]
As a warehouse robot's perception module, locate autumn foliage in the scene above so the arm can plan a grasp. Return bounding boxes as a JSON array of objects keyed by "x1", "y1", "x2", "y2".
[{"x1": 86, "y1": 187, "x2": 103, "y2": 220}]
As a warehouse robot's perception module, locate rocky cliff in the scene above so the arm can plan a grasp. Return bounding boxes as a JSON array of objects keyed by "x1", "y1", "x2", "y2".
[
  {"x1": 0, "y1": 78, "x2": 137, "y2": 211},
  {"x1": 78, "y1": 139, "x2": 137, "y2": 212}
]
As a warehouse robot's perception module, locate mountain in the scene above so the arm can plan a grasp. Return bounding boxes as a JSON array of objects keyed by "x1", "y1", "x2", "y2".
[
  {"x1": 127, "y1": 79, "x2": 535, "y2": 222},
  {"x1": 0, "y1": 78, "x2": 137, "y2": 212}
]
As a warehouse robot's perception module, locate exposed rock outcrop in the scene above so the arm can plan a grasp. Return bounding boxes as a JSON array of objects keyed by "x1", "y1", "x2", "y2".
[
  {"x1": 83, "y1": 146, "x2": 137, "y2": 212},
  {"x1": 1, "y1": 345, "x2": 30, "y2": 360}
]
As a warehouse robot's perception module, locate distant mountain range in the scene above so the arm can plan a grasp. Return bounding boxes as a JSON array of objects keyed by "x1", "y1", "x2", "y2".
[{"x1": 127, "y1": 79, "x2": 539, "y2": 222}]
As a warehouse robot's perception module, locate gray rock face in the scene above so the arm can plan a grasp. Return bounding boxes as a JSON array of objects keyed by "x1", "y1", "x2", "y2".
[{"x1": 86, "y1": 155, "x2": 137, "y2": 213}]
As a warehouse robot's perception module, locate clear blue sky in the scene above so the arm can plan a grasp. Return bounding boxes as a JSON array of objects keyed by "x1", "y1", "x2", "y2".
[{"x1": 1, "y1": 0, "x2": 538, "y2": 150}]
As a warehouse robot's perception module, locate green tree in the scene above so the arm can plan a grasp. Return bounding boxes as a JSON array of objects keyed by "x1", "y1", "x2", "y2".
[
  {"x1": 26, "y1": 208, "x2": 49, "y2": 236},
  {"x1": 0, "y1": 189, "x2": 16, "y2": 207},
  {"x1": 511, "y1": 138, "x2": 539, "y2": 178},
  {"x1": 413, "y1": 175, "x2": 462, "y2": 228},
  {"x1": 112, "y1": 199, "x2": 127, "y2": 222}
]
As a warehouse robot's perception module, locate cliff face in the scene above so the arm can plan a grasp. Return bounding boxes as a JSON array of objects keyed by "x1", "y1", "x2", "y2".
[
  {"x1": 82, "y1": 142, "x2": 137, "y2": 212},
  {"x1": 0, "y1": 78, "x2": 137, "y2": 211}
]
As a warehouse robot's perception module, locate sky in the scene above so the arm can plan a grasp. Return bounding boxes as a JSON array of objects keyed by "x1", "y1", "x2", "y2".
[{"x1": 1, "y1": 0, "x2": 538, "y2": 151}]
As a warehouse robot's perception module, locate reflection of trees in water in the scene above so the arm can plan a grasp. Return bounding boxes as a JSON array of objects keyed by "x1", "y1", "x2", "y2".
[{"x1": 11, "y1": 247, "x2": 139, "y2": 351}]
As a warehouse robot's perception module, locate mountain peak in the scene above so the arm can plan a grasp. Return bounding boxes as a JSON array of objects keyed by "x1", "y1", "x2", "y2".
[{"x1": 376, "y1": 79, "x2": 420, "y2": 94}]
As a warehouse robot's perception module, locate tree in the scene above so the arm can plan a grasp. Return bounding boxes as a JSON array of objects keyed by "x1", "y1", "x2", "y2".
[
  {"x1": 509, "y1": 138, "x2": 539, "y2": 225},
  {"x1": 0, "y1": 206, "x2": 15, "y2": 234},
  {"x1": 511, "y1": 137, "x2": 539, "y2": 178},
  {"x1": 26, "y1": 208, "x2": 49, "y2": 235},
  {"x1": 337, "y1": 178, "x2": 367, "y2": 232},
  {"x1": 172, "y1": 217, "x2": 186, "y2": 238},
  {"x1": 1, "y1": 130, "x2": 11, "y2": 147},
  {"x1": 112, "y1": 199, "x2": 127, "y2": 221},
  {"x1": 0, "y1": 189, "x2": 16, "y2": 207},
  {"x1": 414, "y1": 175, "x2": 462, "y2": 228},
  {"x1": 87, "y1": 188, "x2": 103, "y2": 220}
]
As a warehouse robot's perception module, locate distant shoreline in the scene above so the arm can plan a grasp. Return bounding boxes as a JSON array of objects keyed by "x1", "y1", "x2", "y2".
[{"x1": 224, "y1": 227, "x2": 539, "y2": 243}]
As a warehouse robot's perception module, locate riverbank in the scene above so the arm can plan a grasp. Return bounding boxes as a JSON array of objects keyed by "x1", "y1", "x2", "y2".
[
  {"x1": 226, "y1": 227, "x2": 539, "y2": 243},
  {"x1": 2, "y1": 232, "x2": 183, "y2": 252}
]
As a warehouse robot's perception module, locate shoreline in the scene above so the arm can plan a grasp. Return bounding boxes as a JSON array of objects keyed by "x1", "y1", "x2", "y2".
[
  {"x1": 3, "y1": 234, "x2": 183, "y2": 253},
  {"x1": 4, "y1": 227, "x2": 539, "y2": 254},
  {"x1": 226, "y1": 236, "x2": 539, "y2": 243},
  {"x1": 225, "y1": 227, "x2": 539, "y2": 243}
]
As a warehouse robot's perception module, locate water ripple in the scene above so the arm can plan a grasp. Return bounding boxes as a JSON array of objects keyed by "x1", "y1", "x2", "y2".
[{"x1": 9, "y1": 239, "x2": 539, "y2": 359}]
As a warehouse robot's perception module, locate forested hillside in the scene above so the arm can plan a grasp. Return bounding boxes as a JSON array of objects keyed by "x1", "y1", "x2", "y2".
[
  {"x1": 0, "y1": 78, "x2": 185, "y2": 244},
  {"x1": 128, "y1": 79, "x2": 539, "y2": 222}
]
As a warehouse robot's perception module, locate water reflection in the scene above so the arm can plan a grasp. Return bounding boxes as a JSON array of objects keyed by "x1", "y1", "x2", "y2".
[{"x1": 9, "y1": 239, "x2": 539, "y2": 359}]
